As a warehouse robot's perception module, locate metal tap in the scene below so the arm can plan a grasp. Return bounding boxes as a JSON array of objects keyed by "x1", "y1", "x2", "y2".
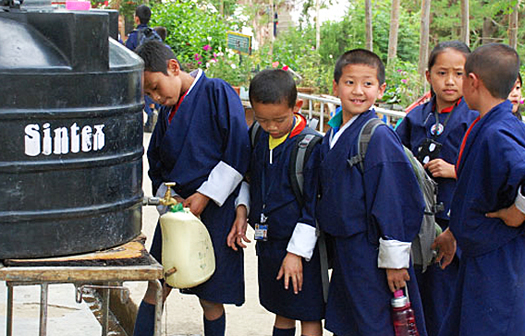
[{"x1": 142, "y1": 182, "x2": 179, "y2": 207}]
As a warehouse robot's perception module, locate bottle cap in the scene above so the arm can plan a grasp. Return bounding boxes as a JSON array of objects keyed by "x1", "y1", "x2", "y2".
[{"x1": 391, "y1": 290, "x2": 408, "y2": 308}]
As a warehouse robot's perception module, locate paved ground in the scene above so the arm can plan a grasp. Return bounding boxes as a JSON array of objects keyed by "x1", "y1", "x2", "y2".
[{"x1": 0, "y1": 132, "x2": 327, "y2": 336}]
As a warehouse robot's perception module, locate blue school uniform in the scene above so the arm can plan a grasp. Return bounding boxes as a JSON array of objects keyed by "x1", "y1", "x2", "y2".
[
  {"x1": 438, "y1": 101, "x2": 525, "y2": 336},
  {"x1": 248, "y1": 115, "x2": 325, "y2": 321},
  {"x1": 396, "y1": 98, "x2": 478, "y2": 222},
  {"x1": 147, "y1": 70, "x2": 250, "y2": 305},
  {"x1": 317, "y1": 109, "x2": 427, "y2": 336},
  {"x1": 125, "y1": 23, "x2": 148, "y2": 51},
  {"x1": 395, "y1": 98, "x2": 478, "y2": 335}
]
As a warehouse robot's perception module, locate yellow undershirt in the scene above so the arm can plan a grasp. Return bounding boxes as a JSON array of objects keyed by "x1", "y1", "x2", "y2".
[{"x1": 268, "y1": 116, "x2": 299, "y2": 150}]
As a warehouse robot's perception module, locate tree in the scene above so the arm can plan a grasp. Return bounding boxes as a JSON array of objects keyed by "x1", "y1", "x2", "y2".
[
  {"x1": 418, "y1": 0, "x2": 431, "y2": 82},
  {"x1": 365, "y1": 0, "x2": 373, "y2": 51},
  {"x1": 387, "y1": 0, "x2": 400, "y2": 63},
  {"x1": 460, "y1": 0, "x2": 469, "y2": 46},
  {"x1": 509, "y1": 0, "x2": 519, "y2": 50}
]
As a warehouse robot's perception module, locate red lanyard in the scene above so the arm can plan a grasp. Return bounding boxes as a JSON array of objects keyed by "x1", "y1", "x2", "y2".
[
  {"x1": 168, "y1": 91, "x2": 188, "y2": 124},
  {"x1": 455, "y1": 116, "x2": 480, "y2": 175}
]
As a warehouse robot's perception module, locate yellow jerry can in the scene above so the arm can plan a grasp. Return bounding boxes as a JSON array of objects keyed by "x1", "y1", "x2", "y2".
[{"x1": 160, "y1": 205, "x2": 215, "y2": 288}]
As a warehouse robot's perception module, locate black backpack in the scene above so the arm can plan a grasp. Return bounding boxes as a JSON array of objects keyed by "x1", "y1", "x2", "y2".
[
  {"x1": 134, "y1": 27, "x2": 163, "y2": 50},
  {"x1": 347, "y1": 118, "x2": 444, "y2": 272}
]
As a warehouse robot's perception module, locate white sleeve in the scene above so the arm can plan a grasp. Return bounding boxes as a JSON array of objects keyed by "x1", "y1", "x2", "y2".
[
  {"x1": 197, "y1": 161, "x2": 244, "y2": 207},
  {"x1": 234, "y1": 181, "x2": 250, "y2": 215},
  {"x1": 514, "y1": 186, "x2": 525, "y2": 214},
  {"x1": 377, "y1": 238, "x2": 411, "y2": 269},
  {"x1": 286, "y1": 223, "x2": 318, "y2": 261}
]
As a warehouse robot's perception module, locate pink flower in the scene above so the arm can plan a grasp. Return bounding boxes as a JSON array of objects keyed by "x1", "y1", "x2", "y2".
[
  {"x1": 521, "y1": 100, "x2": 524, "y2": 104},
  {"x1": 401, "y1": 79, "x2": 407, "y2": 84},
  {"x1": 198, "y1": 61, "x2": 202, "y2": 65},
  {"x1": 397, "y1": 69, "x2": 402, "y2": 72},
  {"x1": 194, "y1": 53, "x2": 201, "y2": 60},
  {"x1": 272, "y1": 61, "x2": 279, "y2": 68},
  {"x1": 213, "y1": 52, "x2": 218, "y2": 58},
  {"x1": 282, "y1": 65, "x2": 289, "y2": 71},
  {"x1": 203, "y1": 45, "x2": 211, "y2": 51}
]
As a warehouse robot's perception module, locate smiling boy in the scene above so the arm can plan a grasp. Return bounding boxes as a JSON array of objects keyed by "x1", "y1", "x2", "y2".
[{"x1": 316, "y1": 49, "x2": 427, "y2": 335}]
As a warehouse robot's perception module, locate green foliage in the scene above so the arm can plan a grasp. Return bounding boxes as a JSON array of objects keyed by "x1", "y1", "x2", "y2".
[
  {"x1": 383, "y1": 59, "x2": 424, "y2": 107},
  {"x1": 149, "y1": 0, "x2": 230, "y2": 68}
]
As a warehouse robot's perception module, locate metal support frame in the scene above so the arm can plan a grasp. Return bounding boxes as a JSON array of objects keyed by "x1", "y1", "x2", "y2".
[{"x1": 0, "y1": 253, "x2": 163, "y2": 336}]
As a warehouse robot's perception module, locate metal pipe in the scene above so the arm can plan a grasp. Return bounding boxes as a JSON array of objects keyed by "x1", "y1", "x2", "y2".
[{"x1": 39, "y1": 283, "x2": 48, "y2": 336}]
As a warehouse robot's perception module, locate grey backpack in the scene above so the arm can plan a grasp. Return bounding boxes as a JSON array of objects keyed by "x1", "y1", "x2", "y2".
[{"x1": 348, "y1": 118, "x2": 443, "y2": 272}]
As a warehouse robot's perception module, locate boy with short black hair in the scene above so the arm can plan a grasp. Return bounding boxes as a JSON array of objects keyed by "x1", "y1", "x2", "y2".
[
  {"x1": 133, "y1": 40, "x2": 250, "y2": 336},
  {"x1": 227, "y1": 69, "x2": 324, "y2": 336},
  {"x1": 438, "y1": 43, "x2": 525, "y2": 336},
  {"x1": 126, "y1": 4, "x2": 152, "y2": 50},
  {"x1": 316, "y1": 49, "x2": 427, "y2": 335}
]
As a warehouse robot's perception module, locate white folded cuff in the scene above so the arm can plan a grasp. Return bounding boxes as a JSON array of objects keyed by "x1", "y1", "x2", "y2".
[
  {"x1": 234, "y1": 181, "x2": 250, "y2": 215},
  {"x1": 286, "y1": 223, "x2": 318, "y2": 261},
  {"x1": 377, "y1": 238, "x2": 411, "y2": 269},
  {"x1": 515, "y1": 186, "x2": 525, "y2": 214},
  {"x1": 197, "y1": 161, "x2": 243, "y2": 207}
]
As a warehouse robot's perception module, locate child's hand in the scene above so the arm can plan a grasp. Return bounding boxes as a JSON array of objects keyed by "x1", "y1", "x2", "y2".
[
  {"x1": 227, "y1": 206, "x2": 251, "y2": 251},
  {"x1": 424, "y1": 158, "x2": 456, "y2": 179},
  {"x1": 183, "y1": 192, "x2": 210, "y2": 217},
  {"x1": 386, "y1": 268, "x2": 410, "y2": 293},
  {"x1": 276, "y1": 252, "x2": 303, "y2": 294},
  {"x1": 431, "y1": 227, "x2": 456, "y2": 269},
  {"x1": 486, "y1": 204, "x2": 525, "y2": 228}
]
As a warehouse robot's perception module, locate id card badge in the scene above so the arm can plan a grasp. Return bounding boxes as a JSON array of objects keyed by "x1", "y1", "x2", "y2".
[
  {"x1": 254, "y1": 213, "x2": 268, "y2": 241},
  {"x1": 254, "y1": 224, "x2": 268, "y2": 241}
]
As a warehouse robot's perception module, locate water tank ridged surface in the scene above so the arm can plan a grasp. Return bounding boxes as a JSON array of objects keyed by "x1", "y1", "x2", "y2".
[{"x1": 0, "y1": 8, "x2": 144, "y2": 258}]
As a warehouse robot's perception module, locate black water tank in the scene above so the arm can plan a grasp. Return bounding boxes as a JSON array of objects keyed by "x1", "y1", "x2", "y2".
[{"x1": 0, "y1": 4, "x2": 144, "y2": 258}]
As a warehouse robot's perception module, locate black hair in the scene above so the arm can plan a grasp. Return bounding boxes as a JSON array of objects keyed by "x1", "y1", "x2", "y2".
[
  {"x1": 333, "y1": 49, "x2": 385, "y2": 85},
  {"x1": 154, "y1": 26, "x2": 167, "y2": 41},
  {"x1": 135, "y1": 41, "x2": 182, "y2": 75},
  {"x1": 518, "y1": 72, "x2": 523, "y2": 86},
  {"x1": 135, "y1": 4, "x2": 151, "y2": 25},
  {"x1": 249, "y1": 69, "x2": 297, "y2": 109},
  {"x1": 465, "y1": 43, "x2": 520, "y2": 99},
  {"x1": 427, "y1": 40, "x2": 471, "y2": 71}
]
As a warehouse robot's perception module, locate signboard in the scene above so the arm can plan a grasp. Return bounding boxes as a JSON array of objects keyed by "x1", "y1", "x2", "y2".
[{"x1": 227, "y1": 31, "x2": 252, "y2": 55}]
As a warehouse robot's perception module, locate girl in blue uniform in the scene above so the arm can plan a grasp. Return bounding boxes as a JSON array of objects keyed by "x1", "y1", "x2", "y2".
[
  {"x1": 439, "y1": 43, "x2": 525, "y2": 336},
  {"x1": 228, "y1": 69, "x2": 324, "y2": 336},
  {"x1": 395, "y1": 41, "x2": 478, "y2": 336},
  {"x1": 508, "y1": 72, "x2": 523, "y2": 120},
  {"x1": 317, "y1": 49, "x2": 427, "y2": 336},
  {"x1": 133, "y1": 41, "x2": 250, "y2": 336}
]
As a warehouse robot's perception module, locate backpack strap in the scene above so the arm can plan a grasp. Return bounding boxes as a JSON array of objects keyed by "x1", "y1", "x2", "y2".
[
  {"x1": 249, "y1": 121, "x2": 262, "y2": 148},
  {"x1": 289, "y1": 131, "x2": 322, "y2": 207},
  {"x1": 347, "y1": 118, "x2": 385, "y2": 172}
]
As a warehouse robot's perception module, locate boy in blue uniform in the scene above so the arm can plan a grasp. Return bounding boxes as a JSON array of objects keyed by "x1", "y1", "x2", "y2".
[
  {"x1": 126, "y1": 4, "x2": 152, "y2": 50},
  {"x1": 227, "y1": 69, "x2": 324, "y2": 336},
  {"x1": 133, "y1": 41, "x2": 250, "y2": 336},
  {"x1": 395, "y1": 41, "x2": 478, "y2": 336},
  {"x1": 316, "y1": 49, "x2": 427, "y2": 336},
  {"x1": 438, "y1": 44, "x2": 525, "y2": 336},
  {"x1": 125, "y1": 4, "x2": 159, "y2": 132}
]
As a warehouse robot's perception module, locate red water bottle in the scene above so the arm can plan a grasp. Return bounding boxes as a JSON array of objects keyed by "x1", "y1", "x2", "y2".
[{"x1": 391, "y1": 289, "x2": 419, "y2": 336}]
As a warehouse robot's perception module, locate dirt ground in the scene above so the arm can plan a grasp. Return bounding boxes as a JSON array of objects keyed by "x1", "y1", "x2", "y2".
[{"x1": 125, "y1": 132, "x2": 325, "y2": 336}]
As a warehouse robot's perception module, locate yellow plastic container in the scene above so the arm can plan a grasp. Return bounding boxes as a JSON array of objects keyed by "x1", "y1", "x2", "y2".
[{"x1": 160, "y1": 208, "x2": 215, "y2": 288}]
